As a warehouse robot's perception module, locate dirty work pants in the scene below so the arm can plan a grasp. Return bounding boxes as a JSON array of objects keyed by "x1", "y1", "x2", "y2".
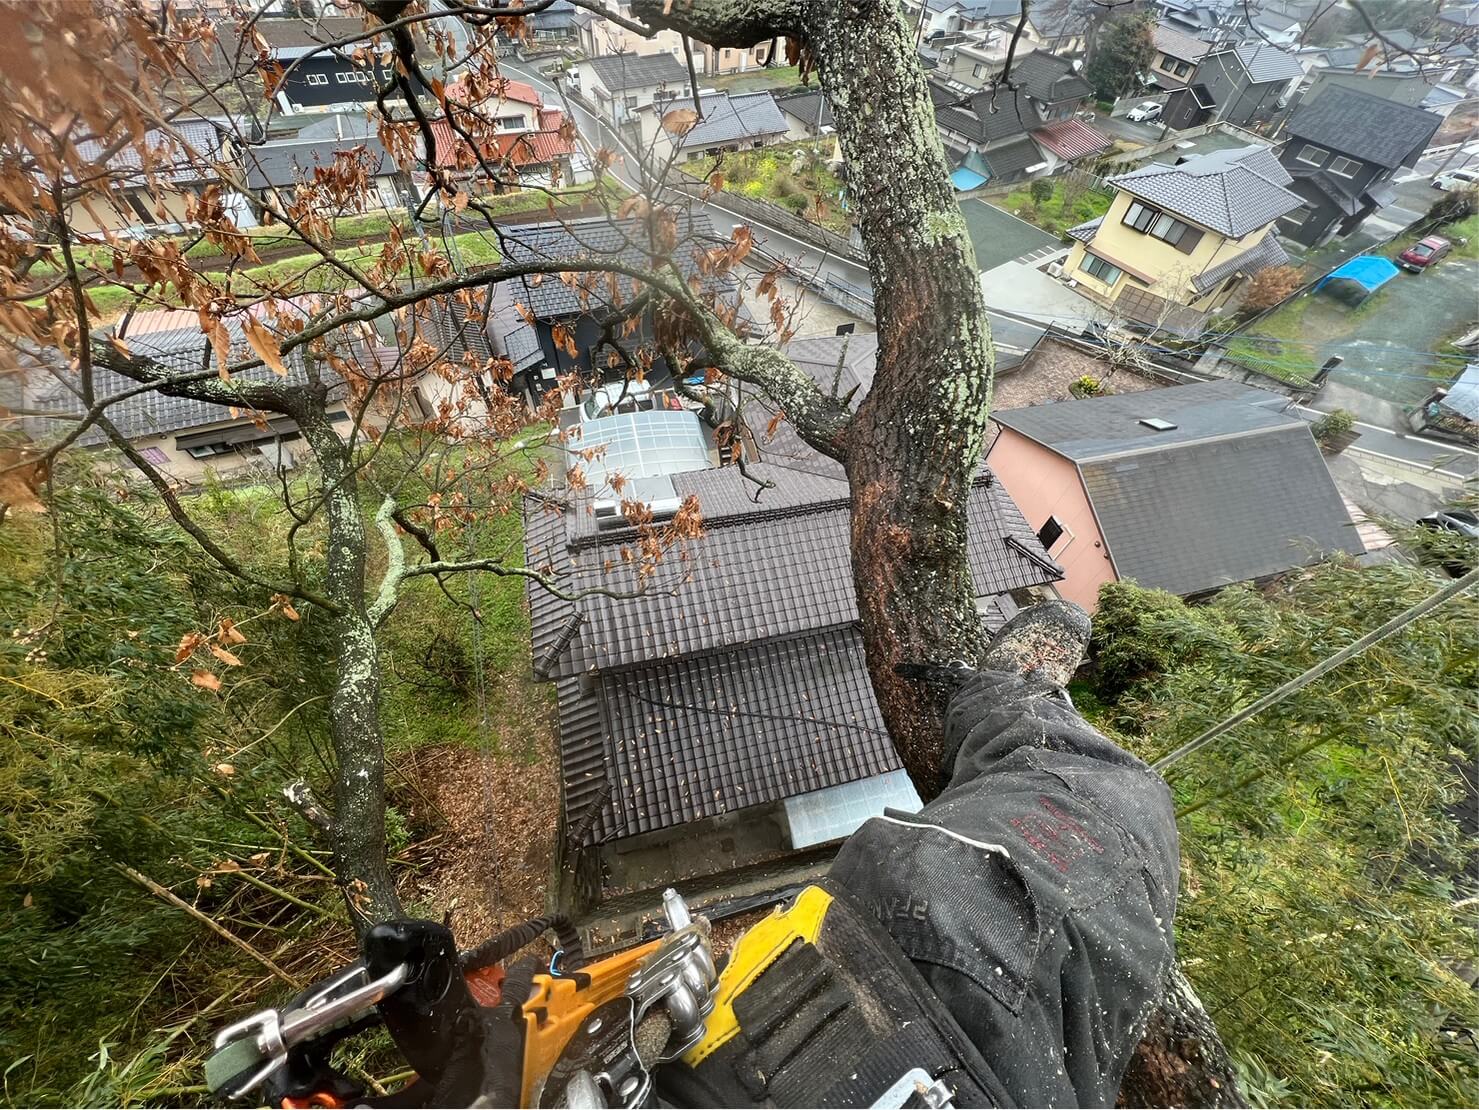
[{"x1": 829, "y1": 670, "x2": 1180, "y2": 1108}]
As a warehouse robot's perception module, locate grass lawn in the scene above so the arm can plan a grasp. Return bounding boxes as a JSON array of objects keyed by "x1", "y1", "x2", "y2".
[
  {"x1": 708, "y1": 64, "x2": 803, "y2": 94},
  {"x1": 684, "y1": 140, "x2": 852, "y2": 234},
  {"x1": 997, "y1": 179, "x2": 1114, "y2": 238}
]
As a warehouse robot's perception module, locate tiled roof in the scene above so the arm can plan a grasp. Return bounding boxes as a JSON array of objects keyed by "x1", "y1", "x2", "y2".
[
  {"x1": 1010, "y1": 50, "x2": 1094, "y2": 103},
  {"x1": 23, "y1": 324, "x2": 312, "y2": 445},
  {"x1": 75, "y1": 119, "x2": 223, "y2": 186},
  {"x1": 596, "y1": 627, "x2": 896, "y2": 841},
  {"x1": 243, "y1": 136, "x2": 397, "y2": 189},
  {"x1": 1032, "y1": 118, "x2": 1111, "y2": 160},
  {"x1": 934, "y1": 85, "x2": 1039, "y2": 144},
  {"x1": 1079, "y1": 424, "x2": 1363, "y2": 596},
  {"x1": 775, "y1": 89, "x2": 833, "y2": 130},
  {"x1": 583, "y1": 52, "x2": 689, "y2": 92},
  {"x1": 539, "y1": 107, "x2": 565, "y2": 130},
  {"x1": 1153, "y1": 23, "x2": 1214, "y2": 63},
  {"x1": 1066, "y1": 215, "x2": 1101, "y2": 242},
  {"x1": 1108, "y1": 144, "x2": 1302, "y2": 237},
  {"x1": 1285, "y1": 87, "x2": 1442, "y2": 169},
  {"x1": 1229, "y1": 41, "x2": 1305, "y2": 83},
  {"x1": 982, "y1": 135, "x2": 1045, "y2": 178},
  {"x1": 781, "y1": 331, "x2": 879, "y2": 399},
  {"x1": 495, "y1": 129, "x2": 578, "y2": 166},
  {"x1": 527, "y1": 467, "x2": 1059, "y2": 677},
  {"x1": 498, "y1": 213, "x2": 731, "y2": 320},
  {"x1": 1190, "y1": 230, "x2": 1290, "y2": 292},
  {"x1": 526, "y1": 460, "x2": 1062, "y2": 843},
  {"x1": 676, "y1": 92, "x2": 790, "y2": 149}
]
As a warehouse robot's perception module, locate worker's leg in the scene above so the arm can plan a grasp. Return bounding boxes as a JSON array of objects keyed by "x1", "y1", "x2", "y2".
[{"x1": 829, "y1": 603, "x2": 1179, "y2": 1107}]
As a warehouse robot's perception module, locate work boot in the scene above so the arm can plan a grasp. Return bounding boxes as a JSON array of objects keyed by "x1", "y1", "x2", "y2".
[{"x1": 979, "y1": 599, "x2": 1091, "y2": 690}]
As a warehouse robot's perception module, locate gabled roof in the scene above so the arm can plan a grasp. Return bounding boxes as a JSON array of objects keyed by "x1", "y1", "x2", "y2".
[
  {"x1": 1153, "y1": 23, "x2": 1214, "y2": 63},
  {"x1": 1284, "y1": 86, "x2": 1442, "y2": 169},
  {"x1": 1108, "y1": 144, "x2": 1302, "y2": 237},
  {"x1": 582, "y1": 51, "x2": 688, "y2": 92},
  {"x1": 1032, "y1": 118, "x2": 1112, "y2": 160},
  {"x1": 497, "y1": 212, "x2": 731, "y2": 320},
  {"x1": 676, "y1": 91, "x2": 789, "y2": 148},
  {"x1": 1009, "y1": 50, "x2": 1093, "y2": 103},
  {"x1": 775, "y1": 89, "x2": 834, "y2": 130},
  {"x1": 1226, "y1": 41, "x2": 1305, "y2": 84},
  {"x1": 982, "y1": 134, "x2": 1045, "y2": 178},
  {"x1": 933, "y1": 83, "x2": 1039, "y2": 144},
  {"x1": 243, "y1": 136, "x2": 397, "y2": 189},
  {"x1": 993, "y1": 381, "x2": 1363, "y2": 595}
]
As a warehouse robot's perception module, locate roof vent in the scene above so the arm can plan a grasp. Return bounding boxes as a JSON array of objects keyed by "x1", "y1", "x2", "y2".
[{"x1": 1139, "y1": 417, "x2": 1177, "y2": 431}]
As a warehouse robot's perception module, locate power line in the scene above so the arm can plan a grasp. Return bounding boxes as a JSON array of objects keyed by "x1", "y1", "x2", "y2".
[{"x1": 1152, "y1": 563, "x2": 1479, "y2": 774}]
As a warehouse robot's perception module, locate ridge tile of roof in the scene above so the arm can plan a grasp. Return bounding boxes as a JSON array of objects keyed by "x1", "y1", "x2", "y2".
[{"x1": 1108, "y1": 144, "x2": 1302, "y2": 237}]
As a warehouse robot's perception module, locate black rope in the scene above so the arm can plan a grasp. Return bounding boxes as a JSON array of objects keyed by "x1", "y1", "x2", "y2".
[{"x1": 460, "y1": 913, "x2": 585, "y2": 972}]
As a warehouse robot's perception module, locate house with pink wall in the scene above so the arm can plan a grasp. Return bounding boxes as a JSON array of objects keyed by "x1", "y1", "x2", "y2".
[{"x1": 985, "y1": 381, "x2": 1365, "y2": 612}]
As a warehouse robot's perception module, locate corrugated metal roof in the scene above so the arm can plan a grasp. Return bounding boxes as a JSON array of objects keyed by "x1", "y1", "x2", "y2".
[{"x1": 1032, "y1": 119, "x2": 1112, "y2": 161}]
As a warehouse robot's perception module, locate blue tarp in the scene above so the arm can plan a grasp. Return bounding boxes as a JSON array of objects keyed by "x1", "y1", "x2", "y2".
[
  {"x1": 951, "y1": 166, "x2": 988, "y2": 191},
  {"x1": 1314, "y1": 255, "x2": 1400, "y2": 295}
]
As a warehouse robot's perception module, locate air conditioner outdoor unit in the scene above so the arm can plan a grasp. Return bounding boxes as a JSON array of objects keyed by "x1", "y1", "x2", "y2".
[{"x1": 1046, "y1": 262, "x2": 1064, "y2": 278}]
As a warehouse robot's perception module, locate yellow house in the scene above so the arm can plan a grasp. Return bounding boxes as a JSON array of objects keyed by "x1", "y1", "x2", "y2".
[{"x1": 1062, "y1": 145, "x2": 1302, "y2": 327}]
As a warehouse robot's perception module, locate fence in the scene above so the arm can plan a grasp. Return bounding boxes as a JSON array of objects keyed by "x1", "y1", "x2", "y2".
[
  {"x1": 817, "y1": 273, "x2": 875, "y2": 320},
  {"x1": 667, "y1": 177, "x2": 865, "y2": 263}
]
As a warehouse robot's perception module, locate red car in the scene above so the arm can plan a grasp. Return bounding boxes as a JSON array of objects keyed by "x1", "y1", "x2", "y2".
[{"x1": 1398, "y1": 235, "x2": 1452, "y2": 272}]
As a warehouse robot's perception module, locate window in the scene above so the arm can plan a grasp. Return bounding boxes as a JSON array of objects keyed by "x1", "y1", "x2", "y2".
[
  {"x1": 1037, "y1": 515, "x2": 1073, "y2": 553},
  {"x1": 1329, "y1": 155, "x2": 1360, "y2": 178},
  {"x1": 624, "y1": 95, "x2": 639, "y2": 109},
  {"x1": 1295, "y1": 144, "x2": 1327, "y2": 167},
  {"x1": 1122, "y1": 201, "x2": 1202, "y2": 252},
  {"x1": 972, "y1": 62, "x2": 986, "y2": 78},
  {"x1": 653, "y1": 88, "x2": 678, "y2": 103},
  {"x1": 1081, "y1": 253, "x2": 1123, "y2": 285},
  {"x1": 139, "y1": 446, "x2": 170, "y2": 465},
  {"x1": 495, "y1": 114, "x2": 525, "y2": 130}
]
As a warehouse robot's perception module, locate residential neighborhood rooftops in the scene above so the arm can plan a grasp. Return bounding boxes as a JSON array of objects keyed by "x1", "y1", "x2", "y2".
[
  {"x1": 993, "y1": 381, "x2": 1363, "y2": 596},
  {"x1": 1108, "y1": 144, "x2": 1302, "y2": 238},
  {"x1": 673, "y1": 91, "x2": 789, "y2": 148},
  {"x1": 1285, "y1": 87, "x2": 1442, "y2": 169},
  {"x1": 76, "y1": 119, "x2": 226, "y2": 185},
  {"x1": 933, "y1": 84, "x2": 1039, "y2": 144},
  {"x1": 583, "y1": 51, "x2": 688, "y2": 91}
]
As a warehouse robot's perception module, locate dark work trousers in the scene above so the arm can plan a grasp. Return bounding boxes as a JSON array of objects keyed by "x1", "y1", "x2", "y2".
[{"x1": 829, "y1": 670, "x2": 1180, "y2": 1108}]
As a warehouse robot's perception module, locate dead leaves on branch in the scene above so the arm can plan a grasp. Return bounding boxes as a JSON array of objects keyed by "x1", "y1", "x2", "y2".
[{"x1": 174, "y1": 603, "x2": 297, "y2": 696}]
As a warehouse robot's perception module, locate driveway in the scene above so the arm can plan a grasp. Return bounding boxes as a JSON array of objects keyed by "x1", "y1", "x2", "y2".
[{"x1": 960, "y1": 198, "x2": 1061, "y2": 271}]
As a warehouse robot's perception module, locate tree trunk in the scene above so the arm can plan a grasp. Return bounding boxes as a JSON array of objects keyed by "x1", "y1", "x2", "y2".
[
  {"x1": 298, "y1": 403, "x2": 402, "y2": 929},
  {"x1": 1119, "y1": 962, "x2": 1247, "y2": 1107},
  {"x1": 803, "y1": 0, "x2": 997, "y2": 796}
]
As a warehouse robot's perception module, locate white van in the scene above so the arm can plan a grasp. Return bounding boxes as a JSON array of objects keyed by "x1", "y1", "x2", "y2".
[{"x1": 1432, "y1": 166, "x2": 1479, "y2": 192}]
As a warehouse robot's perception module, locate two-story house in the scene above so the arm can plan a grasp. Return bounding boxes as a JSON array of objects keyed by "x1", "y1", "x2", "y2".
[
  {"x1": 1162, "y1": 40, "x2": 1306, "y2": 130},
  {"x1": 1147, "y1": 23, "x2": 1214, "y2": 94},
  {"x1": 931, "y1": 51, "x2": 1100, "y2": 183},
  {"x1": 571, "y1": 51, "x2": 690, "y2": 134},
  {"x1": 1277, "y1": 87, "x2": 1442, "y2": 247},
  {"x1": 1061, "y1": 145, "x2": 1302, "y2": 326}
]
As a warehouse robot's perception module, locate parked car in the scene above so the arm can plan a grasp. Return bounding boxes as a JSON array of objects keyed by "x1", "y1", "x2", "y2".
[
  {"x1": 1126, "y1": 101, "x2": 1163, "y2": 122},
  {"x1": 1431, "y1": 166, "x2": 1479, "y2": 191},
  {"x1": 1417, "y1": 508, "x2": 1479, "y2": 576},
  {"x1": 1397, "y1": 235, "x2": 1452, "y2": 272}
]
